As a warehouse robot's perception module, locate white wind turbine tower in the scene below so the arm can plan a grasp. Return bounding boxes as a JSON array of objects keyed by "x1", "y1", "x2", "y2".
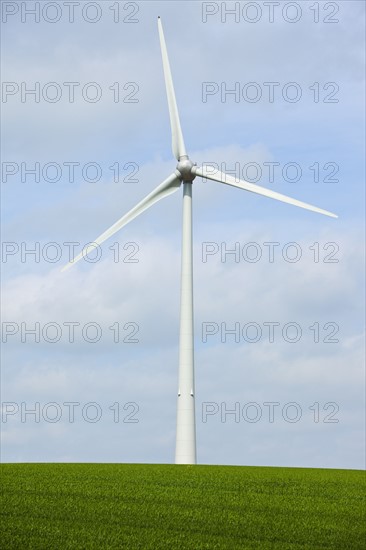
[{"x1": 63, "y1": 18, "x2": 337, "y2": 465}]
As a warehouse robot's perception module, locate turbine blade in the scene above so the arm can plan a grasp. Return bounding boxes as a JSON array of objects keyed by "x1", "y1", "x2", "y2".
[
  {"x1": 62, "y1": 173, "x2": 181, "y2": 272},
  {"x1": 194, "y1": 165, "x2": 338, "y2": 219},
  {"x1": 158, "y1": 16, "x2": 187, "y2": 160}
]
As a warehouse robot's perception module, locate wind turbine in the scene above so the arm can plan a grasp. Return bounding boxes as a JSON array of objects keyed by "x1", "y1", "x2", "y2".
[{"x1": 62, "y1": 17, "x2": 337, "y2": 465}]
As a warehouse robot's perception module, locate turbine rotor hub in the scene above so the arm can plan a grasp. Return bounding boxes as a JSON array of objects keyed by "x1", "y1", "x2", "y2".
[{"x1": 176, "y1": 157, "x2": 196, "y2": 182}]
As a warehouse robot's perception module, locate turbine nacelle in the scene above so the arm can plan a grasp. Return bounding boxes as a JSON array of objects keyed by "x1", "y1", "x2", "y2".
[{"x1": 175, "y1": 157, "x2": 197, "y2": 183}]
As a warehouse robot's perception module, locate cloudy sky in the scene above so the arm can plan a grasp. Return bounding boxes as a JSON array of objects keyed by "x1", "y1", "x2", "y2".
[{"x1": 1, "y1": 0, "x2": 365, "y2": 469}]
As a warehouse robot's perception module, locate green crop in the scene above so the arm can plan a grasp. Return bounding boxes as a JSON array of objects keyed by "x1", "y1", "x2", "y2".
[{"x1": 1, "y1": 463, "x2": 365, "y2": 549}]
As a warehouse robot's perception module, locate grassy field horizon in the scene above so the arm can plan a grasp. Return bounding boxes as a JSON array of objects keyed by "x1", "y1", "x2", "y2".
[{"x1": 1, "y1": 463, "x2": 365, "y2": 549}]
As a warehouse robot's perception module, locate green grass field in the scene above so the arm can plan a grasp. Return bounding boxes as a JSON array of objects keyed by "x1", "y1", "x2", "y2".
[{"x1": 1, "y1": 463, "x2": 365, "y2": 549}]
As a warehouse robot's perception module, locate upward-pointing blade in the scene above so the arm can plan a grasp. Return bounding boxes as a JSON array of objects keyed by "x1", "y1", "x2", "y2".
[
  {"x1": 194, "y1": 165, "x2": 338, "y2": 218},
  {"x1": 158, "y1": 17, "x2": 187, "y2": 160},
  {"x1": 62, "y1": 173, "x2": 181, "y2": 272}
]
